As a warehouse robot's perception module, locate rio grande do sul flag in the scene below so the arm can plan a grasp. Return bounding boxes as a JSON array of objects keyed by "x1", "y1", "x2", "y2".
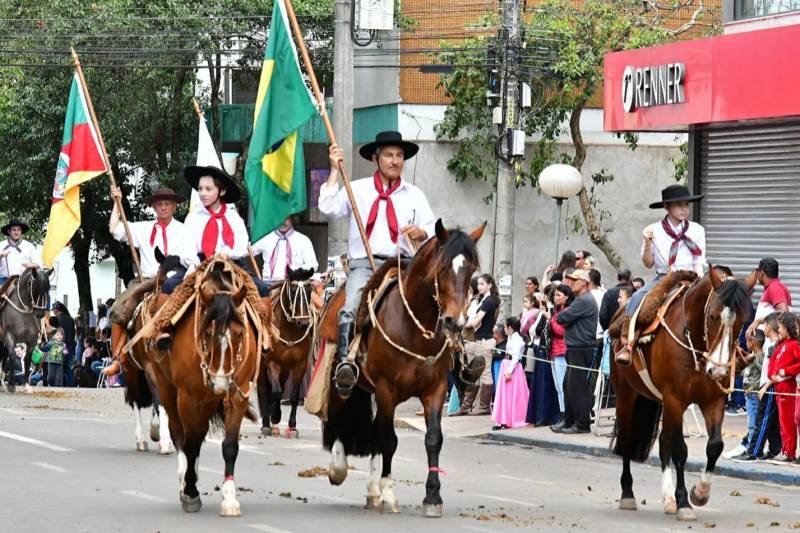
[
  {"x1": 42, "y1": 72, "x2": 107, "y2": 266},
  {"x1": 244, "y1": 0, "x2": 317, "y2": 242}
]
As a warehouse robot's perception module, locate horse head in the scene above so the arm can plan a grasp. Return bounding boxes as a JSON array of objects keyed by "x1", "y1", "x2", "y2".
[
  {"x1": 21, "y1": 266, "x2": 51, "y2": 319},
  {"x1": 704, "y1": 266, "x2": 756, "y2": 380},
  {"x1": 154, "y1": 247, "x2": 184, "y2": 288},
  {"x1": 279, "y1": 267, "x2": 316, "y2": 327},
  {"x1": 198, "y1": 261, "x2": 248, "y2": 394},
  {"x1": 427, "y1": 219, "x2": 486, "y2": 334}
]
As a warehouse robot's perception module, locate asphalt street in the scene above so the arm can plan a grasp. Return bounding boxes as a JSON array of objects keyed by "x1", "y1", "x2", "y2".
[{"x1": 0, "y1": 388, "x2": 797, "y2": 532}]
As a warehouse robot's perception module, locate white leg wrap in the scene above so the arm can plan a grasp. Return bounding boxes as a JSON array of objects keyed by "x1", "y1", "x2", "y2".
[
  {"x1": 662, "y1": 466, "x2": 677, "y2": 514},
  {"x1": 134, "y1": 407, "x2": 147, "y2": 451},
  {"x1": 158, "y1": 406, "x2": 174, "y2": 454},
  {"x1": 177, "y1": 451, "x2": 188, "y2": 492},
  {"x1": 220, "y1": 479, "x2": 241, "y2": 517},
  {"x1": 379, "y1": 477, "x2": 399, "y2": 513}
]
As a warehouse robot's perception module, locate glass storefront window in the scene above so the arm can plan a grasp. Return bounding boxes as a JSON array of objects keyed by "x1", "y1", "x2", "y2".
[{"x1": 735, "y1": 0, "x2": 800, "y2": 19}]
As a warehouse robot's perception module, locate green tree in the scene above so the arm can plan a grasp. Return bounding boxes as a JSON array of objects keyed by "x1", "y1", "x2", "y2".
[
  {"x1": 0, "y1": 0, "x2": 333, "y2": 313},
  {"x1": 436, "y1": 0, "x2": 718, "y2": 268}
]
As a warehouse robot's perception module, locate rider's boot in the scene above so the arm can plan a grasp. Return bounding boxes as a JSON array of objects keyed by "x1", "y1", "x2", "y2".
[
  {"x1": 451, "y1": 386, "x2": 477, "y2": 416},
  {"x1": 334, "y1": 319, "x2": 358, "y2": 399},
  {"x1": 102, "y1": 359, "x2": 121, "y2": 376},
  {"x1": 615, "y1": 315, "x2": 634, "y2": 367}
]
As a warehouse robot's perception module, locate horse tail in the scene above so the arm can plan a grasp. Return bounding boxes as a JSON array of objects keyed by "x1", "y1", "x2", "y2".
[
  {"x1": 610, "y1": 394, "x2": 662, "y2": 462},
  {"x1": 322, "y1": 386, "x2": 374, "y2": 457},
  {"x1": 124, "y1": 368, "x2": 154, "y2": 409}
]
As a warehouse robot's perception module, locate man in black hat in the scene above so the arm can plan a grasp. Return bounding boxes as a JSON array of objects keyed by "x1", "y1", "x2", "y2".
[
  {"x1": 105, "y1": 185, "x2": 192, "y2": 375},
  {"x1": 615, "y1": 184, "x2": 706, "y2": 366},
  {"x1": 321, "y1": 131, "x2": 437, "y2": 397},
  {"x1": 0, "y1": 219, "x2": 38, "y2": 284}
]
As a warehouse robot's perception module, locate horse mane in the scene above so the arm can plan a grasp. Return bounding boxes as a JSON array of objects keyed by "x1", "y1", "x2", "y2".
[
  {"x1": 287, "y1": 267, "x2": 314, "y2": 282},
  {"x1": 713, "y1": 267, "x2": 752, "y2": 320},
  {"x1": 421, "y1": 228, "x2": 480, "y2": 280},
  {"x1": 356, "y1": 257, "x2": 407, "y2": 327},
  {"x1": 202, "y1": 293, "x2": 240, "y2": 340}
]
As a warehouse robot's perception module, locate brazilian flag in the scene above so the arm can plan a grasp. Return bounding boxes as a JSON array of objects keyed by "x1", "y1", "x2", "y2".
[{"x1": 245, "y1": 0, "x2": 318, "y2": 241}]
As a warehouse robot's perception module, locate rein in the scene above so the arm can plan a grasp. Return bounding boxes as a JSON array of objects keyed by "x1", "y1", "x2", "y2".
[
  {"x1": 2, "y1": 271, "x2": 48, "y2": 316},
  {"x1": 271, "y1": 280, "x2": 317, "y2": 346}
]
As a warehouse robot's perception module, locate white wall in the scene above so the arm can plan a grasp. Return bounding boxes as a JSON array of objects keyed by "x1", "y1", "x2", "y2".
[{"x1": 46, "y1": 246, "x2": 118, "y2": 316}]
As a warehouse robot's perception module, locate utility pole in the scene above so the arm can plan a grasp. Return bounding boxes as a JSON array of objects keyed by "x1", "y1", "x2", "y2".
[
  {"x1": 329, "y1": 0, "x2": 354, "y2": 259},
  {"x1": 492, "y1": 0, "x2": 524, "y2": 317}
]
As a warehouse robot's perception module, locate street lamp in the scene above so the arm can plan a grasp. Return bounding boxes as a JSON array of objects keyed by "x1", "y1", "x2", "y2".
[{"x1": 539, "y1": 164, "x2": 584, "y2": 263}]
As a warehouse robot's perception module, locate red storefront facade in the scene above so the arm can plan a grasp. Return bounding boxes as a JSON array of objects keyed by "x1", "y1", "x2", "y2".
[{"x1": 603, "y1": 21, "x2": 800, "y2": 297}]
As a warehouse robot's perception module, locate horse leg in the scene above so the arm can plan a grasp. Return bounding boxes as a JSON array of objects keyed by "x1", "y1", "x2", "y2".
[
  {"x1": 177, "y1": 395, "x2": 211, "y2": 513},
  {"x1": 421, "y1": 382, "x2": 447, "y2": 518},
  {"x1": 256, "y1": 366, "x2": 272, "y2": 437},
  {"x1": 150, "y1": 405, "x2": 161, "y2": 443},
  {"x1": 662, "y1": 397, "x2": 694, "y2": 521},
  {"x1": 365, "y1": 451, "x2": 382, "y2": 509},
  {"x1": 285, "y1": 367, "x2": 302, "y2": 438},
  {"x1": 619, "y1": 458, "x2": 637, "y2": 510},
  {"x1": 375, "y1": 387, "x2": 400, "y2": 514},
  {"x1": 328, "y1": 437, "x2": 349, "y2": 486},
  {"x1": 220, "y1": 397, "x2": 249, "y2": 517},
  {"x1": 3, "y1": 333, "x2": 15, "y2": 393},
  {"x1": 268, "y1": 365, "x2": 283, "y2": 436},
  {"x1": 691, "y1": 398, "x2": 725, "y2": 508},
  {"x1": 133, "y1": 404, "x2": 148, "y2": 452},
  {"x1": 157, "y1": 404, "x2": 175, "y2": 455},
  {"x1": 611, "y1": 371, "x2": 638, "y2": 511}
]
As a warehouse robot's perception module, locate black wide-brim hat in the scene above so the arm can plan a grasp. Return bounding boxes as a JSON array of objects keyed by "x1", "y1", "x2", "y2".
[
  {"x1": 184, "y1": 165, "x2": 241, "y2": 204},
  {"x1": 649, "y1": 184, "x2": 704, "y2": 209},
  {"x1": 1, "y1": 218, "x2": 29, "y2": 236},
  {"x1": 358, "y1": 130, "x2": 419, "y2": 161},
  {"x1": 143, "y1": 187, "x2": 186, "y2": 206}
]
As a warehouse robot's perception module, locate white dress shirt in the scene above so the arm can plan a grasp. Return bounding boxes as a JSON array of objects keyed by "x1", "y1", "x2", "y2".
[
  {"x1": 251, "y1": 229, "x2": 318, "y2": 281},
  {"x1": 641, "y1": 219, "x2": 706, "y2": 274},
  {"x1": 318, "y1": 177, "x2": 437, "y2": 259},
  {"x1": 0, "y1": 238, "x2": 37, "y2": 277},
  {"x1": 505, "y1": 331, "x2": 526, "y2": 372},
  {"x1": 183, "y1": 205, "x2": 249, "y2": 265},
  {"x1": 113, "y1": 219, "x2": 192, "y2": 279}
]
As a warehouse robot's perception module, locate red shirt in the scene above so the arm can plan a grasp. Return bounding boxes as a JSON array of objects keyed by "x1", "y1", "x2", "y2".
[
  {"x1": 767, "y1": 339, "x2": 800, "y2": 393},
  {"x1": 760, "y1": 278, "x2": 792, "y2": 309}
]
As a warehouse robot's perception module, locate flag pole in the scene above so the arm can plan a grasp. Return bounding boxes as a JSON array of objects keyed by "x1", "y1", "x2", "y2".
[
  {"x1": 70, "y1": 47, "x2": 143, "y2": 283},
  {"x1": 282, "y1": 0, "x2": 377, "y2": 272}
]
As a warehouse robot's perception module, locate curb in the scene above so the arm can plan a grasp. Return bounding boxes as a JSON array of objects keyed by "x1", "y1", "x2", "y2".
[{"x1": 478, "y1": 431, "x2": 800, "y2": 487}]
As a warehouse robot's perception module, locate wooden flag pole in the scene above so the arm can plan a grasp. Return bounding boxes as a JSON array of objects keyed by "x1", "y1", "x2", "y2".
[
  {"x1": 70, "y1": 47, "x2": 143, "y2": 283},
  {"x1": 282, "y1": 0, "x2": 377, "y2": 272}
]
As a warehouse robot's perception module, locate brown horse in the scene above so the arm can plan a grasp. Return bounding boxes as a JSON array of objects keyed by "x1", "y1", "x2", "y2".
[
  {"x1": 147, "y1": 257, "x2": 264, "y2": 517},
  {"x1": 319, "y1": 220, "x2": 485, "y2": 518},
  {"x1": 611, "y1": 266, "x2": 755, "y2": 522},
  {"x1": 257, "y1": 267, "x2": 316, "y2": 438}
]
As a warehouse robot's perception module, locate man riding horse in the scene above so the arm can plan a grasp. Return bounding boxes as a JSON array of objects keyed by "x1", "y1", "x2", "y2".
[
  {"x1": 0, "y1": 219, "x2": 39, "y2": 285},
  {"x1": 105, "y1": 186, "x2": 193, "y2": 375},
  {"x1": 251, "y1": 214, "x2": 318, "y2": 285},
  {"x1": 321, "y1": 131, "x2": 437, "y2": 398}
]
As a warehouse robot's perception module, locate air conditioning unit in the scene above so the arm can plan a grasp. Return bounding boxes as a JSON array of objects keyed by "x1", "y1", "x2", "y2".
[{"x1": 356, "y1": 0, "x2": 394, "y2": 31}]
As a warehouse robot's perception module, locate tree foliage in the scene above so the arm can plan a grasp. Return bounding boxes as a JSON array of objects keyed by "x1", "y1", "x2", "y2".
[{"x1": 435, "y1": 0, "x2": 718, "y2": 268}]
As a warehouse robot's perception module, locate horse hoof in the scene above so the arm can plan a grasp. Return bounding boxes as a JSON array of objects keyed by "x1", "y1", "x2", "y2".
[
  {"x1": 676, "y1": 508, "x2": 696, "y2": 522},
  {"x1": 689, "y1": 485, "x2": 709, "y2": 507},
  {"x1": 270, "y1": 426, "x2": 281, "y2": 437},
  {"x1": 365, "y1": 495, "x2": 381, "y2": 509},
  {"x1": 380, "y1": 501, "x2": 400, "y2": 514},
  {"x1": 219, "y1": 500, "x2": 242, "y2": 517},
  {"x1": 664, "y1": 498, "x2": 677, "y2": 515},
  {"x1": 285, "y1": 428, "x2": 299, "y2": 439},
  {"x1": 260, "y1": 426, "x2": 271, "y2": 437},
  {"x1": 150, "y1": 424, "x2": 160, "y2": 443},
  {"x1": 422, "y1": 503, "x2": 443, "y2": 518},
  {"x1": 136, "y1": 441, "x2": 148, "y2": 452},
  {"x1": 328, "y1": 466, "x2": 347, "y2": 486},
  {"x1": 618, "y1": 498, "x2": 637, "y2": 511},
  {"x1": 180, "y1": 494, "x2": 202, "y2": 513},
  {"x1": 160, "y1": 441, "x2": 175, "y2": 456}
]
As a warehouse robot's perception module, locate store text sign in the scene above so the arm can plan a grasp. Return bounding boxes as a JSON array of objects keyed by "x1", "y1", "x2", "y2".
[{"x1": 622, "y1": 63, "x2": 685, "y2": 112}]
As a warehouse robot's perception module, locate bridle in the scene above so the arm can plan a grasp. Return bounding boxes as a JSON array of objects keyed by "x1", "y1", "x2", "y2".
[
  {"x1": 2, "y1": 269, "x2": 49, "y2": 316},
  {"x1": 272, "y1": 280, "x2": 317, "y2": 346}
]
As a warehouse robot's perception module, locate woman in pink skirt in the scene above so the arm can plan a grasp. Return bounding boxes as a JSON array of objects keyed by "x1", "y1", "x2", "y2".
[{"x1": 492, "y1": 317, "x2": 531, "y2": 430}]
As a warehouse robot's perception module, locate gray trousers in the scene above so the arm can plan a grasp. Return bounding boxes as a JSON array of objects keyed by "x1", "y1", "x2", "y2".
[{"x1": 339, "y1": 257, "x2": 385, "y2": 322}]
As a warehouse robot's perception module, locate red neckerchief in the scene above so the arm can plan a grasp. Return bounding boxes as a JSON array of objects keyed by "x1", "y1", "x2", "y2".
[
  {"x1": 365, "y1": 171, "x2": 401, "y2": 243},
  {"x1": 201, "y1": 204, "x2": 234, "y2": 258},
  {"x1": 150, "y1": 220, "x2": 170, "y2": 255}
]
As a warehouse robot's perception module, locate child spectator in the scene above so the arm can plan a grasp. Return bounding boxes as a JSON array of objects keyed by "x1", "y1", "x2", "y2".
[
  {"x1": 492, "y1": 317, "x2": 530, "y2": 430},
  {"x1": 761, "y1": 312, "x2": 800, "y2": 465},
  {"x1": 632, "y1": 278, "x2": 645, "y2": 291},
  {"x1": 741, "y1": 330, "x2": 765, "y2": 450},
  {"x1": 735, "y1": 313, "x2": 782, "y2": 462},
  {"x1": 42, "y1": 327, "x2": 68, "y2": 387},
  {"x1": 617, "y1": 286, "x2": 633, "y2": 310},
  {"x1": 80, "y1": 337, "x2": 97, "y2": 367},
  {"x1": 520, "y1": 293, "x2": 540, "y2": 344},
  {"x1": 11, "y1": 342, "x2": 26, "y2": 388}
]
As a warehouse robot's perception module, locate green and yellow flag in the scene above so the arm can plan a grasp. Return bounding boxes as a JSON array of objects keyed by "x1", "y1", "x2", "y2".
[{"x1": 245, "y1": 0, "x2": 317, "y2": 241}]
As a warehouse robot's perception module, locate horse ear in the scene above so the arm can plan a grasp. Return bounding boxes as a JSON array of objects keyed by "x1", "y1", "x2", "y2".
[
  {"x1": 709, "y1": 265, "x2": 724, "y2": 290},
  {"x1": 45, "y1": 268, "x2": 54, "y2": 278},
  {"x1": 435, "y1": 219, "x2": 448, "y2": 244},
  {"x1": 469, "y1": 221, "x2": 488, "y2": 243},
  {"x1": 745, "y1": 270, "x2": 757, "y2": 292},
  {"x1": 233, "y1": 284, "x2": 247, "y2": 307},
  {"x1": 199, "y1": 282, "x2": 215, "y2": 307},
  {"x1": 154, "y1": 247, "x2": 165, "y2": 264}
]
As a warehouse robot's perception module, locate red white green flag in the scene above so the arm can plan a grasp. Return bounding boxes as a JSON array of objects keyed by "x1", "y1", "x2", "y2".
[{"x1": 42, "y1": 72, "x2": 107, "y2": 266}]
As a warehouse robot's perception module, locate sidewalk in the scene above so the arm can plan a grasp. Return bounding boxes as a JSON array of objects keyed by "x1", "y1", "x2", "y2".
[{"x1": 395, "y1": 403, "x2": 800, "y2": 487}]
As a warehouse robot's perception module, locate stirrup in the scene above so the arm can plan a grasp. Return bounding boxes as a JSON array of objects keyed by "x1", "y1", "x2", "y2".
[{"x1": 334, "y1": 360, "x2": 360, "y2": 399}]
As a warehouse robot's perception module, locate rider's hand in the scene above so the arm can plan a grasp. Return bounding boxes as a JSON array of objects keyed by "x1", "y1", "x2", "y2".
[
  {"x1": 110, "y1": 186, "x2": 122, "y2": 200},
  {"x1": 643, "y1": 228, "x2": 654, "y2": 243},
  {"x1": 401, "y1": 225, "x2": 427, "y2": 242},
  {"x1": 328, "y1": 145, "x2": 343, "y2": 169}
]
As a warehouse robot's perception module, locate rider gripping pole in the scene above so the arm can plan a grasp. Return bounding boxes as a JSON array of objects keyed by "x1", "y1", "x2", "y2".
[
  {"x1": 282, "y1": 0, "x2": 377, "y2": 272},
  {"x1": 70, "y1": 47, "x2": 143, "y2": 283}
]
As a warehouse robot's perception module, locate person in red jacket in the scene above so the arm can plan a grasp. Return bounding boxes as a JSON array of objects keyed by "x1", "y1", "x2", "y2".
[
  {"x1": 542, "y1": 284, "x2": 572, "y2": 431},
  {"x1": 759, "y1": 311, "x2": 800, "y2": 464}
]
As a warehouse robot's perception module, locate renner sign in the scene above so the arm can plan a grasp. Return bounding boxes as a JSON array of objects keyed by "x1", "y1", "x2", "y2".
[{"x1": 622, "y1": 63, "x2": 685, "y2": 112}]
